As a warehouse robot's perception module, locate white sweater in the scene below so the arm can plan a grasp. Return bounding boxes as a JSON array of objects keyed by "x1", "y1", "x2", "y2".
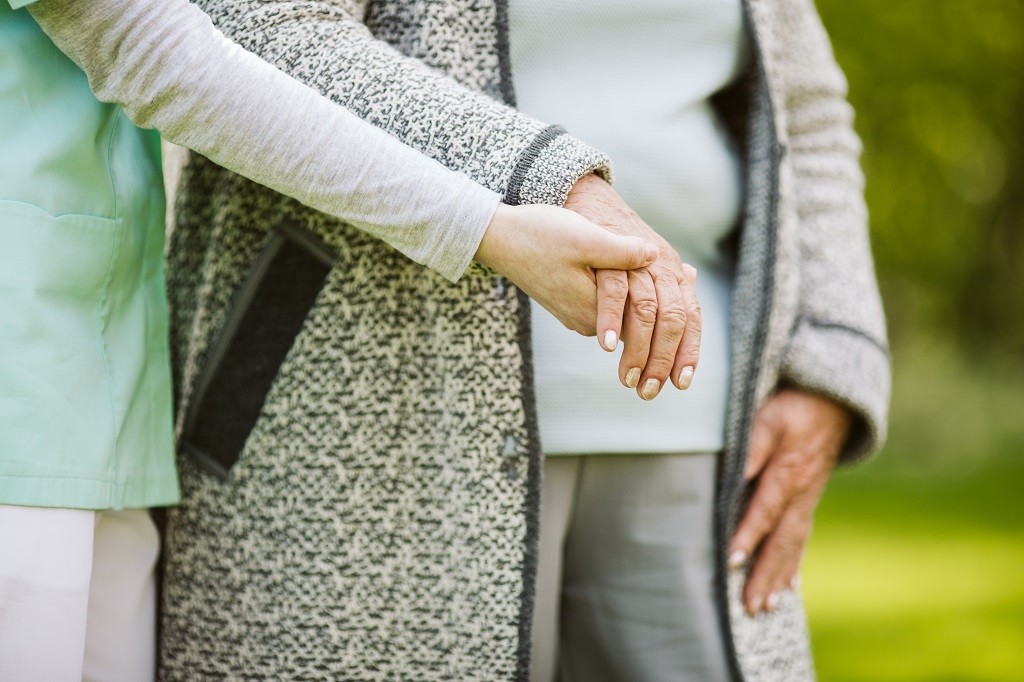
[{"x1": 510, "y1": 0, "x2": 749, "y2": 454}]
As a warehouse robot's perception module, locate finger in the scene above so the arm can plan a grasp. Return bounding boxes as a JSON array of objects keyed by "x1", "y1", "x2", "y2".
[
  {"x1": 637, "y1": 271, "x2": 687, "y2": 400},
  {"x1": 742, "y1": 505, "x2": 812, "y2": 615},
  {"x1": 671, "y1": 265, "x2": 702, "y2": 389},
  {"x1": 618, "y1": 271, "x2": 657, "y2": 390},
  {"x1": 744, "y1": 404, "x2": 782, "y2": 481},
  {"x1": 578, "y1": 230, "x2": 658, "y2": 271},
  {"x1": 728, "y1": 462, "x2": 791, "y2": 573},
  {"x1": 595, "y1": 269, "x2": 629, "y2": 352}
]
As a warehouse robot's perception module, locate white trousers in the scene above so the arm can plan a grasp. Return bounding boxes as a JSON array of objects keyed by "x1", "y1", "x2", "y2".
[
  {"x1": 531, "y1": 454, "x2": 731, "y2": 682},
  {"x1": 0, "y1": 506, "x2": 159, "y2": 682}
]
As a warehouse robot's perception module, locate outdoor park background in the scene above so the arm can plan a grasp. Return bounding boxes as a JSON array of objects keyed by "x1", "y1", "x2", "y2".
[{"x1": 805, "y1": 2, "x2": 1024, "y2": 680}]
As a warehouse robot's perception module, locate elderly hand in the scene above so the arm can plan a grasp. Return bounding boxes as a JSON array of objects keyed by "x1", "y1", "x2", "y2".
[
  {"x1": 564, "y1": 174, "x2": 702, "y2": 400},
  {"x1": 729, "y1": 388, "x2": 853, "y2": 615},
  {"x1": 475, "y1": 202, "x2": 659, "y2": 335}
]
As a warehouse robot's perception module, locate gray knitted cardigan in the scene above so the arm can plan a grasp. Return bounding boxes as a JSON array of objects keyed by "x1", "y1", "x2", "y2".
[{"x1": 159, "y1": 0, "x2": 890, "y2": 679}]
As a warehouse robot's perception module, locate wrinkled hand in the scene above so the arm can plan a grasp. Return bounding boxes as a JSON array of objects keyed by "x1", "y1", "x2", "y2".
[
  {"x1": 475, "y1": 203, "x2": 659, "y2": 335},
  {"x1": 564, "y1": 174, "x2": 702, "y2": 400},
  {"x1": 729, "y1": 389, "x2": 853, "y2": 615}
]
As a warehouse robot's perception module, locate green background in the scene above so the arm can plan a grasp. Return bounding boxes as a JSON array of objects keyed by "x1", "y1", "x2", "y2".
[{"x1": 806, "y1": 2, "x2": 1024, "y2": 680}]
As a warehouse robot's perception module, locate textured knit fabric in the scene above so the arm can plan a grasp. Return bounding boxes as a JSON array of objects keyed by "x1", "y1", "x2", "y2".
[
  {"x1": 158, "y1": 0, "x2": 891, "y2": 680},
  {"x1": 510, "y1": 0, "x2": 746, "y2": 454},
  {"x1": 28, "y1": 0, "x2": 501, "y2": 283},
  {"x1": 0, "y1": 0, "x2": 175, "y2": 509}
]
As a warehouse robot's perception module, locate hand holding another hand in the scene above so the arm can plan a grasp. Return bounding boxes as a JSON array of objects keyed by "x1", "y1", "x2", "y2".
[
  {"x1": 475, "y1": 202, "x2": 659, "y2": 336},
  {"x1": 475, "y1": 172, "x2": 703, "y2": 402},
  {"x1": 564, "y1": 174, "x2": 703, "y2": 400}
]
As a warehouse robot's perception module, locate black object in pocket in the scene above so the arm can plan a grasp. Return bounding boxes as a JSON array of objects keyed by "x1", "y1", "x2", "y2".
[{"x1": 180, "y1": 222, "x2": 337, "y2": 480}]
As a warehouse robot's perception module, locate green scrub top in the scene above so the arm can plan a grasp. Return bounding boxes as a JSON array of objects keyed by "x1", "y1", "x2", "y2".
[{"x1": 1, "y1": 0, "x2": 179, "y2": 508}]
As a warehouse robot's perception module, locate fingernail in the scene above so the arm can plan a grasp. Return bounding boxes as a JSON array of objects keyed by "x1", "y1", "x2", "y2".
[
  {"x1": 728, "y1": 549, "x2": 747, "y2": 569},
  {"x1": 640, "y1": 378, "x2": 661, "y2": 400},
  {"x1": 789, "y1": 575, "x2": 801, "y2": 591},
  {"x1": 677, "y1": 366, "x2": 694, "y2": 390},
  {"x1": 644, "y1": 243, "x2": 658, "y2": 264},
  {"x1": 748, "y1": 594, "x2": 764, "y2": 616},
  {"x1": 766, "y1": 592, "x2": 780, "y2": 611},
  {"x1": 603, "y1": 330, "x2": 618, "y2": 351},
  {"x1": 625, "y1": 367, "x2": 641, "y2": 389}
]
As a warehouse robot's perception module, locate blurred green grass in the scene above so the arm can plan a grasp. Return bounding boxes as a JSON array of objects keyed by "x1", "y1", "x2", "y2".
[
  {"x1": 807, "y1": 4, "x2": 1024, "y2": 675},
  {"x1": 805, "y1": 339, "x2": 1024, "y2": 681}
]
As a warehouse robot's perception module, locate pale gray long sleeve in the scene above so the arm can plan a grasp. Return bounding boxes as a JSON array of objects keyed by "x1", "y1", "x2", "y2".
[{"x1": 27, "y1": 0, "x2": 500, "y2": 283}]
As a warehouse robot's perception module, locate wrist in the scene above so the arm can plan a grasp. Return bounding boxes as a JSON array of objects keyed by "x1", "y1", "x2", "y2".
[
  {"x1": 474, "y1": 203, "x2": 516, "y2": 272},
  {"x1": 567, "y1": 172, "x2": 607, "y2": 196}
]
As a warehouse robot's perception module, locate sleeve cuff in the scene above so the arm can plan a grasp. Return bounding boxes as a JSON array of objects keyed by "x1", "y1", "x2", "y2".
[
  {"x1": 9, "y1": 0, "x2": 40, "y2": 8},
  {"x1": 504, "y1": 125, "x2": 612, "y2": 207},
  {"x1": 779, "y1": 318, "x2": 892, "y2": 464},
  {"x1": 421, "y1": 182, "x2": 501, "y2": 283}
]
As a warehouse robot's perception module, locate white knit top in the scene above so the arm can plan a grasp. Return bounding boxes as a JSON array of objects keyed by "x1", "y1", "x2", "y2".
[{"x1": 510, "y1": 0, "x2": 749, "y2": 454}]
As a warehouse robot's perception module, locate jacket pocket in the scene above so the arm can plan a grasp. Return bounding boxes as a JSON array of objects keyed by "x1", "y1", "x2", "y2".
[{"x1": 179, "y1": 221, "x2": 337, "y2": 481}]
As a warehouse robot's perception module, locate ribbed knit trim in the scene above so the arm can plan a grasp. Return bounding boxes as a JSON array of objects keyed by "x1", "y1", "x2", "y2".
[
  {"x1": 513, "y1": 288, "x2": 544, "y2": 682},
  {"x1": 714, "y1": 4, "x2": 780, "y2": 681},
  {"x1": 494, "y1": 0, "x2": 517, "y2": 108},
  {"x1": 494, "y1": 2, "x2": 542, "y2": 679},
  {"x1": 504, "y1": 124, "x2": 567, "y2": 206}
]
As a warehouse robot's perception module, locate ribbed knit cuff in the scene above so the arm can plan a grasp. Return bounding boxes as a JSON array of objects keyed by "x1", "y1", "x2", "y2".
[
  {"x1": 779, "y1": 318, "x2": 891, "y2": 464},
  {"x1": 504, "y1": 126, "x2": 613, "y2": 207}
]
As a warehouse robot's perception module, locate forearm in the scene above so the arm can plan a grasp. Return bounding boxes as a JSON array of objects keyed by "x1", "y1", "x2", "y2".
[
  {"x1": 190, "y1": 0, "x2": 611, "y2": 207},
  {"x1": 29, "y1": 0, "x2": 500, "y2": 282},
  {"x1": 782, "y1": 145, "x2": 890, "y2": 463}
]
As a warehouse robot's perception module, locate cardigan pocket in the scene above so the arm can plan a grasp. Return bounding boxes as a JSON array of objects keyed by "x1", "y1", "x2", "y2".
[{"x1": 179, "y1": 221, "x2": 337, "y2": 481}]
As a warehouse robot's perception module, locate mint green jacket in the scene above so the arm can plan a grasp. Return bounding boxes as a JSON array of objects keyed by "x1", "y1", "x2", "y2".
[{"x1": 0, "y1": 0, "x2": 178, "y2": 509}]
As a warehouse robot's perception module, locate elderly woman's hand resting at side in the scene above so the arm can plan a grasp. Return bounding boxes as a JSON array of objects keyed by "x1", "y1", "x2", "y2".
[{"x1": 729, "y1": 389, "x2": 854, "y2": 616}]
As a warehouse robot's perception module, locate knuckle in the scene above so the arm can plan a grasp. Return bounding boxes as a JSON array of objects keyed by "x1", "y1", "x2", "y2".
[
  {"x1": 657, "y1": 303, "x2": 688, "y2": 329},
  {"x1": 758, "y1": 492, "x2": 786, "y2": 528},
  {"x1": 629, "y1": 298, "x2": 659, "y2": 325},
  {"x1": 794, "y1": 516, "x2": 814, "y2": 542},
  {"x1": 783, "y1": 457, "x2": 819, "y2": 492},
  {"x1": 792, "y1": 469, "x2": 818, "y2": 494},
  {"x1": 687, "y1": 303, "x2": 703, "y2": 329},
  {"x1": 600, "y1": 275, "x2": 630, "y2": 300},
  {"x1": 644, "y1": 355, "x2": 674, "y2": 377},
  {"x1": 776, "y1": 532, "x2": 805, "y2": 558}
]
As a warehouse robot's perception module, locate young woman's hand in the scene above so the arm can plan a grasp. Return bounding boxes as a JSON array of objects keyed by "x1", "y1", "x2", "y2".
[{"x1": 475, "y1": 203, "x2": 659, "y2": 337}]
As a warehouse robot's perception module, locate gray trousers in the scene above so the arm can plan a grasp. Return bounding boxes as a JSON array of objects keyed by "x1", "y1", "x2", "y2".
[{"x1": 530, "y1": 454, "x2": 731, "y2": 682}]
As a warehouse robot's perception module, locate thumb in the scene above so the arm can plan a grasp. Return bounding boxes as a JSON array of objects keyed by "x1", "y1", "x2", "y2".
[{"x1": 580, "y1": 230, "x2": 659, "y2": 270}]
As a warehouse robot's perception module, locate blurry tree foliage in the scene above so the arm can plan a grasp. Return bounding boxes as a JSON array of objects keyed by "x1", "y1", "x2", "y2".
[{"x1": 817, "y1": 0, "x2": 1024, "y2": 355}]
